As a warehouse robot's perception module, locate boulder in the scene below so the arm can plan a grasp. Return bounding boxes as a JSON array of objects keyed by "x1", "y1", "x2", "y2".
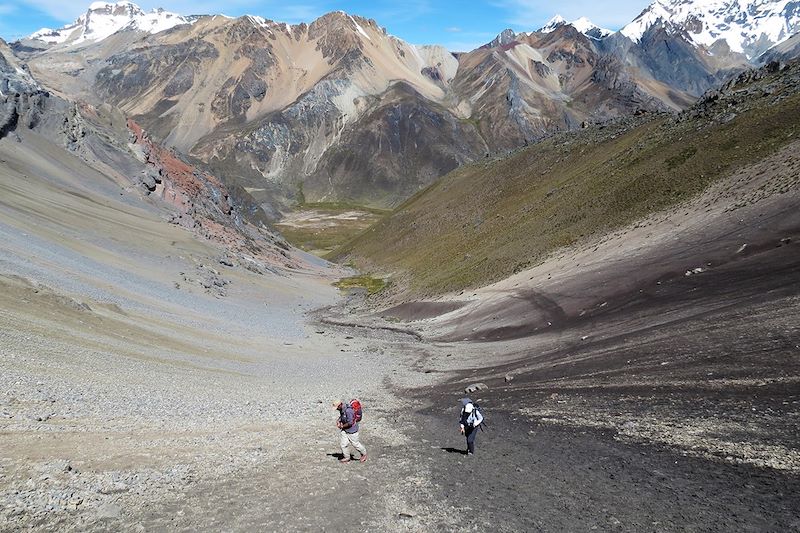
[
  {"x1": 139, "y1": 171, "x2": 157, "y2": 192},
  {"x1": 464, "y1": 382, "x2": 488, "y2": 394}
]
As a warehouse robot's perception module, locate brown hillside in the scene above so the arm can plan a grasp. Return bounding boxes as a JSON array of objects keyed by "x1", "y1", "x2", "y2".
[{"x1": 334, "y1": 61, "x2": 800, "y2": 298}]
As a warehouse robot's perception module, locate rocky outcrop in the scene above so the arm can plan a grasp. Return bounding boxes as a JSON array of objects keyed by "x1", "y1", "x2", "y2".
[
  {"x1": 0, "y1": 92, "x2": 48, "y2": 139},
  {"x1": 0, "y1": 39, "x2": 49, "y2": 139},
  {"x1": 303, "y1": 82, "x2": 487, "y2": 204},
  {"x1": 125, "y1": 118, "x2": 296, "y2": 269},
  {"x1": 128, "y1": 119, "x2": 232, "y2": 221},
  {"x1": 605, "y1": 28, "x2": 724, "y2": 98},
  {"x1": 684, "y1": 60, "x2": 800, "y2": 123}
]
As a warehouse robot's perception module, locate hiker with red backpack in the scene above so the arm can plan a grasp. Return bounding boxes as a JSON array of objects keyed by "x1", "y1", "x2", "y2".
[
  {"x1": 459, "y1": 397, "x2": 484, "y2": 456},
  {"x1": 333, "y1": 399, "x2": 367, "y2": 463}
]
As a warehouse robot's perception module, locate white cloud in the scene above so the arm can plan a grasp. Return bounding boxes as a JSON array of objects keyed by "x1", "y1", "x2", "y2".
[{"x1": 494, "y1": 0, "x2": 650, "y2": 30}]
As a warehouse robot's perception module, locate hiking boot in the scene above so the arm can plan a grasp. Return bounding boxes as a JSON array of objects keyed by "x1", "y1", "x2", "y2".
[{"x1": 359, "y1": 454, "x2": 368, "y2": 463}]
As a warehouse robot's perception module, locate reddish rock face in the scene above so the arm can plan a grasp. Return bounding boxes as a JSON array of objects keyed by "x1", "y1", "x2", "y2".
[
  {"x1": 129, "y1": 119, "x2": 221, "y2": 219},
  {"x1": 127, "y1": 119, "x2": 300, "y2": 271}
]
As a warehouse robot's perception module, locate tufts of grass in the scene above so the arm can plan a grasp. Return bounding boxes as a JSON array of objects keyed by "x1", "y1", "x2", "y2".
[
  {"x1": 334, "y1": 275, "x2": 388, "y2": 295},
  {"x1": 277, "y1": 224, "x2": 361, "y2": 256}
]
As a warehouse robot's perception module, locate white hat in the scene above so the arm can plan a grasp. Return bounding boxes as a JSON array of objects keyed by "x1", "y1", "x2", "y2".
[{"x1": 464, "y1": 403, "x2": 474, "y2": 413}]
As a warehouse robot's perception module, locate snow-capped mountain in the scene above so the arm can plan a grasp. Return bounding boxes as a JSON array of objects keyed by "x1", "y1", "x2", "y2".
[
  {"x1": 30, "y1": 1, "x2": 192, "y2": 46},
  {"x1": 485, "y1": 15, "x2": 612, "y2": 48},
  {"x1": 621, "y1": 0, "x2": 800, "y2": 59},
  {"x1": 539, "y1": 15, "x2": 613, "y2": 39}
]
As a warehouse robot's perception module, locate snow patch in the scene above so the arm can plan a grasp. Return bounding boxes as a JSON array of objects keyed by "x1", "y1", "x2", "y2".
[
  {"x1": 571, "y1": 17, "x2": 612, "y2": 37},
  {"x1": 348, "y1": 15, "x2": 371, "y2": 42},
  {"x1": 540, "y1": 14, "x2": 567, "y2": 32}
]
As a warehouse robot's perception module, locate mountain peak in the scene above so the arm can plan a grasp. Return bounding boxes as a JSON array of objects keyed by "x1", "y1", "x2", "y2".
[
  {"x1": 29, "y1": 1, "x2": 192, "y2": 46},
  {"x1": 539, "y1": 14, "x2": 611, "y2": 39},
  {"x1": 485, "y1": 28, "x2": 518, "y2": 48},
  {"x1": 540, "y1": 14, "x2": 567, "y2": 32}
]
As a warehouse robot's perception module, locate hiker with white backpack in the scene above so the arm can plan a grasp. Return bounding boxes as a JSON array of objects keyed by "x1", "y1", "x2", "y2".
[
  {"x1": 459, "y1": 397, "x2": 484, "y2": 456},
  {"x1": 333, "y1": 399, "x2": 367, "y2": 463}
]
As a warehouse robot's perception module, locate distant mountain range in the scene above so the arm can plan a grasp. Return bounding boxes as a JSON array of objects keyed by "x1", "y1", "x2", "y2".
[
  {"x1": 8, "y1": 0, "x2": 800, "y2": 216},
  {"x1": 621, "y1": 0, "x2": 800, "y2": 59}
]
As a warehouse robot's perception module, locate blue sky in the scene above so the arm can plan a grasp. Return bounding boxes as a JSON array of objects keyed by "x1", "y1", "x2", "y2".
[{"x1": 0, "y1": 0, "x2": 651, "y2": 50}]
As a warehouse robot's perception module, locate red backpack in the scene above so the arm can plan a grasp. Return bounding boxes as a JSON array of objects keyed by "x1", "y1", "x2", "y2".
[{"x1": 349, "y1": 399, "x2": 363, "y2": 422}]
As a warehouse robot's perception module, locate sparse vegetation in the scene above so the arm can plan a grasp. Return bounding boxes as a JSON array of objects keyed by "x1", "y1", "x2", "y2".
[
  {"x1": 275, "y1": 203, "x2": 389, "y2": 257},
  {"x1": 333, "y1": 65, "x2": 800, "y2": 298}
]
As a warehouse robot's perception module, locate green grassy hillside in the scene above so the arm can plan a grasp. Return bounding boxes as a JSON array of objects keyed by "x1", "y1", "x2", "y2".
[{"x1": 333, "y1": 62, "x2": 800, "y2": 298}]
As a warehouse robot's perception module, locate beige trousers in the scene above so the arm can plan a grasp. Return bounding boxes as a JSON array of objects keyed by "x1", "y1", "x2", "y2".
[{"x1": 340, "y1": 430, "x2": 367, "y2": 457}]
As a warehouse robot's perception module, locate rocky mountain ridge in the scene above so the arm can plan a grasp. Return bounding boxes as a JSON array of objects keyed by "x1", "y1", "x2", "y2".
[{"x1": 621, "y1": 0, "x2": 800, "y2": 59}]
